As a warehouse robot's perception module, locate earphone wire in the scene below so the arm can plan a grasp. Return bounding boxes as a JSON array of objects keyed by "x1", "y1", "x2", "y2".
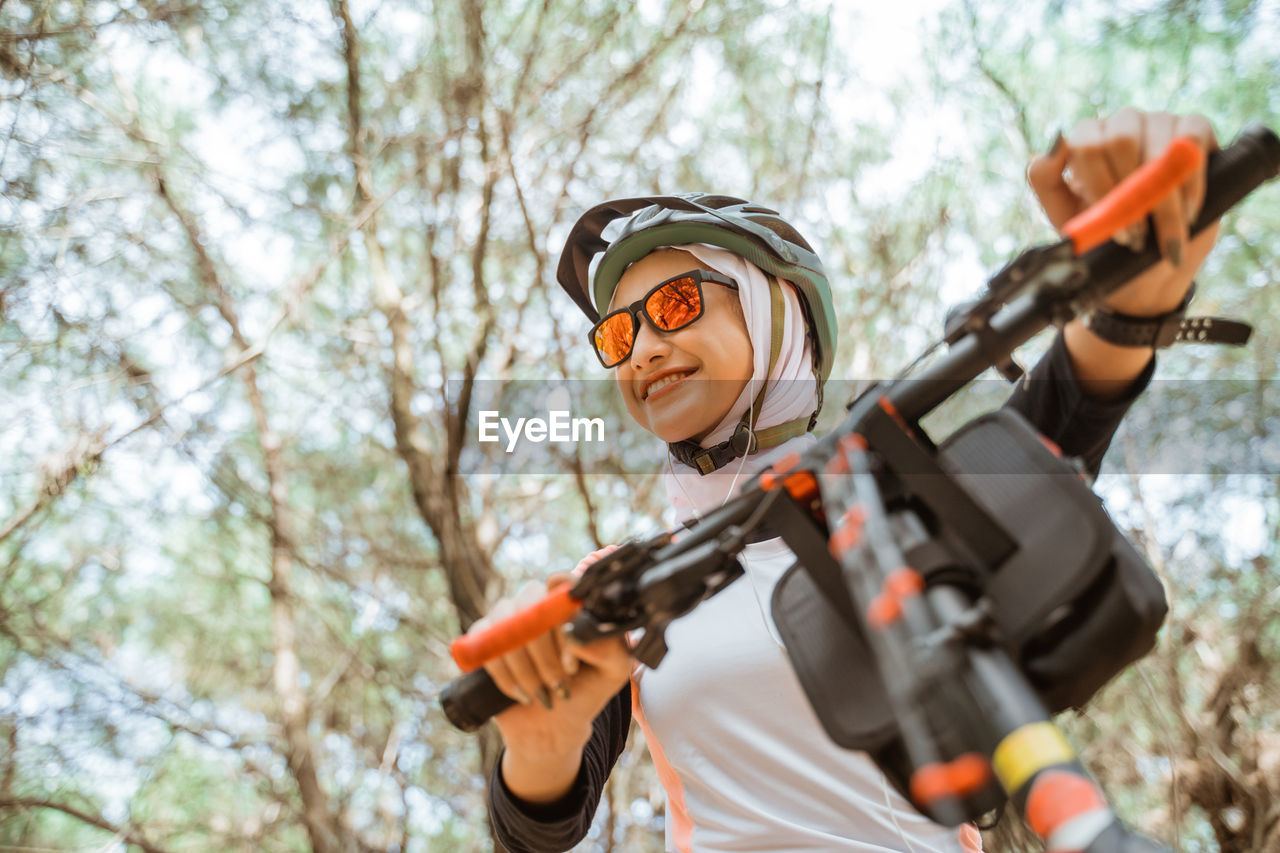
[
  {"x1": 730, "y1": 375, "x2": 790, "y2": 650},
  {"x1": 721, "y1": 372, "x2": 757, "y2": 504},
  {"x1": 881, "y1": 774, "x2": 923, "y2": 853}
]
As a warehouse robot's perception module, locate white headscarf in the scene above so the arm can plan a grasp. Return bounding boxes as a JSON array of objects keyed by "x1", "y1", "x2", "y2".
[{"x1": 659, "y1": 244, "x2": 820, "y2": 522}]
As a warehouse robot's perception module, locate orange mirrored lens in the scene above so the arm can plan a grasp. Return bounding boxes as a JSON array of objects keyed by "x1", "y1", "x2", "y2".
[
  {"x1": 646, "y1": 277, "x2": 701, "y2": 330},
  {"x1": 594, "y1": 312, "x2": 634, "y2": 365}
]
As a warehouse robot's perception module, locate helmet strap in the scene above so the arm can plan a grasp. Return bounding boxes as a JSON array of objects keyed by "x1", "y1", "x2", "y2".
[{"x1": 667, "y1": 274, "x2": 814, "y2": 475}]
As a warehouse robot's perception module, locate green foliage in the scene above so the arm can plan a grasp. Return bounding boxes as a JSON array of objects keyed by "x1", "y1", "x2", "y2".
[{"x1": 1, "y1": 0, "x2": 1278, "y2": 850}]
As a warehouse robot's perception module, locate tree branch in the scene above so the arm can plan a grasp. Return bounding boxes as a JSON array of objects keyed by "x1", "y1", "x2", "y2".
[
  {"x1": 962, "y1": 0, "x2": 1033, "y2": 153},
  {"x1": 0, "y1": 428, "x2": 107, "y2": 546},
  {"x1": 153, "y1": 171, "x2": 339, "y2": 853},
  {"x1": 0, "y1": 797, "x2": 173, "y2": 853},
  {"x1": 335, "y1": 0, "x2": 496, "y2": 634}
]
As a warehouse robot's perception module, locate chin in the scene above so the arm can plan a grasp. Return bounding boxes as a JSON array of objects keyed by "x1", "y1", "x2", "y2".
[
  {"x1": 641, "y1": 418, "x2": 712, "y2": 445},
  {"x1": 629, "y1": 401, "x2": 716, "y2": 445}
]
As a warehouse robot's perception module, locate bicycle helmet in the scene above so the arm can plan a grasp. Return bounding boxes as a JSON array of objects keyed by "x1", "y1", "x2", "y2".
[{"x1": 557, "y1": 193, "x2": 837, "y2": 384}]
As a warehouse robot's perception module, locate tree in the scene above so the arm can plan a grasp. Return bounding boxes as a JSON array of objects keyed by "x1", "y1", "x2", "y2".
[{"x1": 1, "y1": 0, "x2": 1277, "y2": 850}]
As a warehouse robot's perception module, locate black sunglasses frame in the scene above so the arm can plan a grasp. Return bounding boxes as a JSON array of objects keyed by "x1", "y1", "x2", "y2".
[{"x1": 589, "y1": 269, "x2": 739, "y2": 368}]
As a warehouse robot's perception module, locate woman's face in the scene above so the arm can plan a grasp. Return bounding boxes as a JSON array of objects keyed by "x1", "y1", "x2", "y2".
[{"x1": 606, "y1": 249, "x2": 754, "y2": 443}]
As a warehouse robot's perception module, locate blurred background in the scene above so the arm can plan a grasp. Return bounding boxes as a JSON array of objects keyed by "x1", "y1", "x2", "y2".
[{"x1": 1, "y1": 0, "x2": 1278, "y2": 850}]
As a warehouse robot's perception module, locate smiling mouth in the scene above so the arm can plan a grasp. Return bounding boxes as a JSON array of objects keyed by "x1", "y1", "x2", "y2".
[{"x1": 642, "y1": 370, "x2": 696, "y2": 401}]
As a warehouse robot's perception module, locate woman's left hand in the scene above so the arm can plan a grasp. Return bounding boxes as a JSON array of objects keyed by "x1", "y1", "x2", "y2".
[{"x1": 1027, "y1": 108, "x2": 1220, "y2": 318}]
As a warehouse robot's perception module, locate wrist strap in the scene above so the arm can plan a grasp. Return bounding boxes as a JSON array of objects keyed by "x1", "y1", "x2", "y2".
[{"x1": 1084, "y1": 284, "x2": 1252, "y2": 349}]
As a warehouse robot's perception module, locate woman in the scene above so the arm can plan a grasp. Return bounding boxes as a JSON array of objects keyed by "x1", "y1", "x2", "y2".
[{"x1": 474, "y1": 110, "x2": 1221, "y2": 852}]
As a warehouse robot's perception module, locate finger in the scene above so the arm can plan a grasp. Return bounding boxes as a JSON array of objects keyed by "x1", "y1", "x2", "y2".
[
  {"x1": 572, "y1": 543, "x2": 621, "y2": 578},
  {"x1": 479, "y1": 579, "x2": 556, "y2": 669},
  {"x1": 484, "y1": 656, "x2": 532, "y2": 707},
  {"x1": 544, "y1": 571, "x2": 578, "y2": 676},
  {"x1": 551, "y1": 620, "x2": 580, "y2": 679},
  {"x1": 1064, "y1": 118, "x2": 1122, "y2": 213},
  {"x1": 1144, "y1": 112, "x2": 1188, "y2": 267},
  {"x1": 552, "y1": 623, "x2": 578, "y2": 677},
  {"x1": 1174, "y1": 113, "x2": 1218, "y2": 226},
  {"x1": 569, "y1": 635, "x2": 633, "y2": 670},
  {"x1": 528, "y1": 624, "x2": 571, "y2": 700},
  {"x1": 1027, "y1": 130, "x2": 1084, "y2": 230},
  {"x1": 1101, "y1": 108, "x2": 1146, "y2": 249},
  {"x1": 514, "y1": 579, "x2": 544, "y2": 607},
  {"x1": 503, "y1": 646, "x2": 555, "y2": 710},
  {"x1": 570, "y1": 636, "x2": 637, "y2": 691},
  {"x1": 480, "y1": 591, "x2": 546, "y2": 706}
]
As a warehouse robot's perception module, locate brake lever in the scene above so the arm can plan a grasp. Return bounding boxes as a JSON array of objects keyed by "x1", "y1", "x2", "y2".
[
  {"x1": 568, "y1": 531, "x2": 748, "y2": 668},
  {"x1": 944, "y1": 240, "x2": 1087, "y2": 381}
]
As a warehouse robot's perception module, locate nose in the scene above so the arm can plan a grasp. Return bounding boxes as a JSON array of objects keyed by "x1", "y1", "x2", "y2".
[{"x1": 628, "y1": 314, "x2": 671, "y2": 368}]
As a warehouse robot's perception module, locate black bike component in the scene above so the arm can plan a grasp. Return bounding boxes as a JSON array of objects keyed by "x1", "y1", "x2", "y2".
[
  {"x1": 627, "y1": 537, "x2": 745, "y2": 668},
  {"x1": 440, "y1": 668, "x2": 516, "y2": 734},
  {"x1": 854, "y1": 393, "x2": 1017, "y2": 570},
  {"x1": 940, "y1": 411, "x2": 1167, "y2": 707},
  {"x1": 774, "y1": 409, "x2": 1169, "y2": 821}
]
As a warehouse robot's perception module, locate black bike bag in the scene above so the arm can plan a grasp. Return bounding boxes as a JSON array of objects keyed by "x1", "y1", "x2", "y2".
[{"x1": 772, "y1": 408, "x2": 1168, "y2": 807}]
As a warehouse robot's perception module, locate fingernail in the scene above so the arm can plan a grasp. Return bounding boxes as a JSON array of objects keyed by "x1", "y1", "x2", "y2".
[
  {"x1": 513, "y1": 687, "x2": 532, "y2": 706},
  {"x1": 535, "y1": 686, "x2": 553, "y2": 710},
  {"x1": 1165, "y1": 237, "x2": 1183, "y2": 268},
  {"x1": 1047, "y1": 130, "x2": 1065, "y2": 157},
  {"x1": 1130, "y1": 222, "x2": 1148, "y2": 251},
  {"x1": 562, "y1": 652, "x2": 579, "y2": 676},
  {"x1": 554, "y1": 681, "x2": 571, "y2": 701}
]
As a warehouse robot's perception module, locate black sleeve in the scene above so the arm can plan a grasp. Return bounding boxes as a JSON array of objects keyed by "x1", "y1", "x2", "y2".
[
  {"x1": 488, "y1": 684, "x2": 633, "y2": 853},
  {"x1": 1003, "y1": 332, "x2": 1155, "y2": 477}
]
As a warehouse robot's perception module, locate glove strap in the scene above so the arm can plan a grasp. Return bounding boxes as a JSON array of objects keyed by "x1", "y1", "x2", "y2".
[{"x1": 1084, "y1": 284, "x2": 1252, "y2": 349}]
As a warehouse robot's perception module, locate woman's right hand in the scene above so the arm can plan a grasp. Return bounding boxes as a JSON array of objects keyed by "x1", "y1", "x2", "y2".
[{"x1": 469, "y1": 546, "x2": 633, "y2": 803}]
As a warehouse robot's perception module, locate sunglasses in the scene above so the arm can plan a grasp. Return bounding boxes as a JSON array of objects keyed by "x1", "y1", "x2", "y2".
[{"x1": 589, "y1": 269, "x2": 738, "y2": 368}]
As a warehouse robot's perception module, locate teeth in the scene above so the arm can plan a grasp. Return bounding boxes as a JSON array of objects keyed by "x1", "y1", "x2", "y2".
[{"x1": 645, "y1": 371, "x2": 692, "y2": 399}]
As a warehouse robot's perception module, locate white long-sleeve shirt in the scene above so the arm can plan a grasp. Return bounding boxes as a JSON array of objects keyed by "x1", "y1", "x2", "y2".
[{"x1": 630, "y1": 535, "x2": 983, "y2": 852}]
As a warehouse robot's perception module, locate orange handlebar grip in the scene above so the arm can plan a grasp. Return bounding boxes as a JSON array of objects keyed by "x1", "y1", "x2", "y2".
[
  {"x1": 1063, "y1": 136, "x2": 1206, "y2": 255},
  {"x1": 450, "y1": 585, "x2": 582, "y2": 672}
]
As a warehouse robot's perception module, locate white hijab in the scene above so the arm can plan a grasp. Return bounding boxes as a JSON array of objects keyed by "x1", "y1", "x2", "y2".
[{"x1": 658, "y1": 244, "x2": 820, "y2": 522}]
